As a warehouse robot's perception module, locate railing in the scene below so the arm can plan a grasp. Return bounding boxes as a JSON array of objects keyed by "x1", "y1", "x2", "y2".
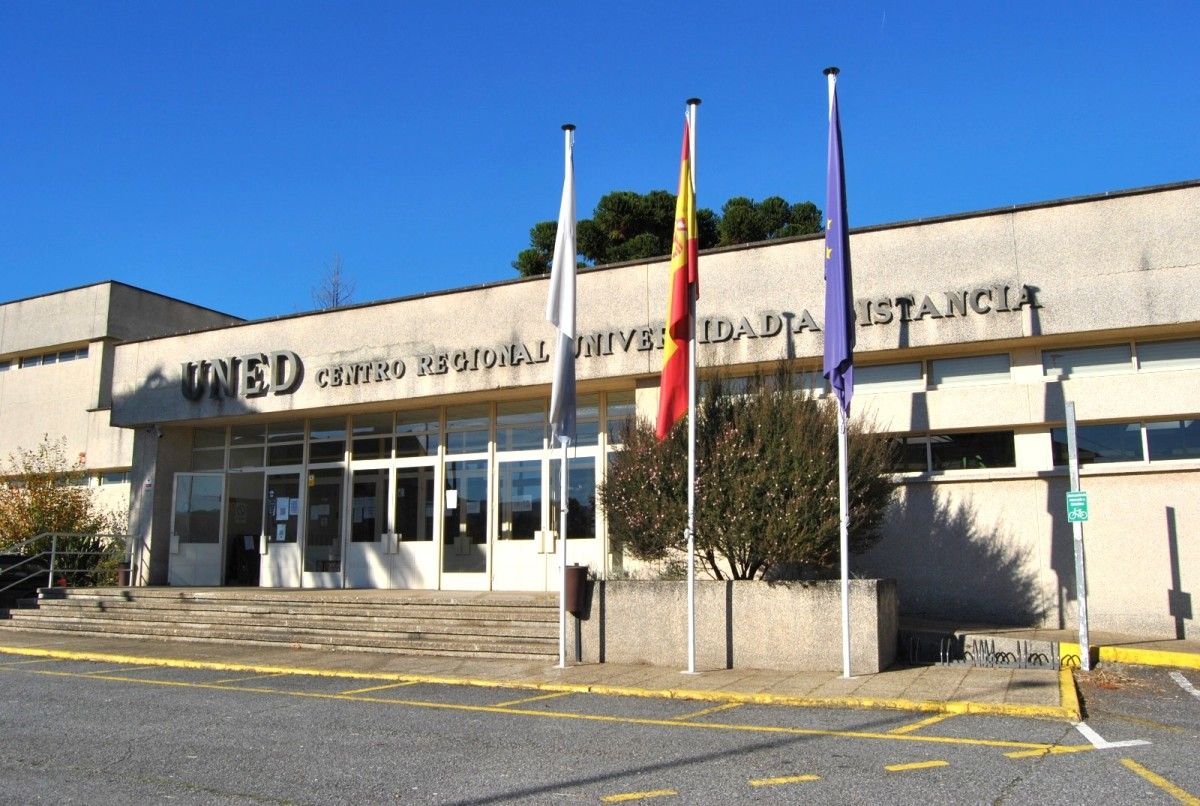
[{"x1": 0, "y1": 532, "x2": 134, "y2": 601}]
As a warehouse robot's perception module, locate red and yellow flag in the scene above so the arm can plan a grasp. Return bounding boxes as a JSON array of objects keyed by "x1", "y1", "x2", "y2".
[{"x1": 656, "y1": 118, "x2": 699, "y2": 440}]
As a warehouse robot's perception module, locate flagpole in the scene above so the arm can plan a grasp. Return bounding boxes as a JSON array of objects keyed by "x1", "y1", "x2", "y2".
[
  {"x1": 824, "y1": 67, "x2": 853, "y2": 679},
  {"x1": 549, "y1": 122, "x2": 576, "y2": 669},
  {"x1": 685, "y1": 98, "x2": 700, "y2": 675}
]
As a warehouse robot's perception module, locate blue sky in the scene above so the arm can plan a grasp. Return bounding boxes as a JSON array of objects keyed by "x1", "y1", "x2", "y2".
[{"x1": 3, "y1": 1, "x2": 1198, "y2": 321}]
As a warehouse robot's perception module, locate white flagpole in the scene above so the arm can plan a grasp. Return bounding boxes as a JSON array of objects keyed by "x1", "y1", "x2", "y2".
[
  {"x1": 826, "y1": 70, "x2": 852, "y2": 680},
  {"x1": 559, "y1": 434, "x2": 569, "y2": 667},
  {"x1": 685, "y1": 98, "x2": 700, "y2": 675}
]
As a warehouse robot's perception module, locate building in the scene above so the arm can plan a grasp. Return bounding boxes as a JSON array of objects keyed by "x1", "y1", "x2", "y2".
[
  {"x1": 11, "y1": 181, "x2": 1198, "y2": 640},
  {"x1": 0, "y1": 282, "x2": 241, "y2": 517}
]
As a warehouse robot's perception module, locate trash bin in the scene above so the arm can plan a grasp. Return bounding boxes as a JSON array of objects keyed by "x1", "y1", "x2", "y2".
[
  {"x1": 563, "y1": 564, "x2": 588, "y2": 616},
  {"x1": 116, "y1": 562, "x2": 131, "y2": 587}
]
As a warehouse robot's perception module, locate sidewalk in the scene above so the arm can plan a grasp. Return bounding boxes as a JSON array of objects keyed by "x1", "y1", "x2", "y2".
[{"x1": 0, "y1": 629, "x2": 1080, "y2": 720}]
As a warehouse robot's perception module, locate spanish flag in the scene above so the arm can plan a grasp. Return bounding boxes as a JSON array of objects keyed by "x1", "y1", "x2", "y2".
[{"x1": 656, "y1": 117, "x2": 699, "y2": 440}]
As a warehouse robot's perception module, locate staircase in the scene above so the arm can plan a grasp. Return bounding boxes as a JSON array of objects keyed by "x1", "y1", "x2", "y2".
[{"x1": 0, "y1": 587, "x2": 560, "y2": 661}]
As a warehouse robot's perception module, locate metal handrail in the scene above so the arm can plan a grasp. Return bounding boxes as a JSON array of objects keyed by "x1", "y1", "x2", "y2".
[{"x1": 0, "y1": 532, "x2": 133, "y2": 597}]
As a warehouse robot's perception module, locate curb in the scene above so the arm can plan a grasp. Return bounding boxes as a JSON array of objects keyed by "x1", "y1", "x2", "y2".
[
  {"x1": 1061, "y1": 642, "x2": 1200, "y2": 671},
  {"x1": 0, "y1": 644, "x2": 1078, "y2": 721}
]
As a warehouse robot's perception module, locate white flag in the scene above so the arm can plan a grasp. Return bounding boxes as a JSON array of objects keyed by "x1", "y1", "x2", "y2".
[{"x1": 546, "y1": 127, "x2": 576, "y2": 445}]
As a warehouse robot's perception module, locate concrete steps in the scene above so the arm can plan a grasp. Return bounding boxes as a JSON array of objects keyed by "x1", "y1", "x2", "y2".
[{"x1": 0, "y1": 587, "x2": 560, "y2": 661}]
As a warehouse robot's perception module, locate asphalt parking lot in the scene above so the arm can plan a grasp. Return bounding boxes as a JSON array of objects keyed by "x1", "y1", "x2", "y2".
[{"x1": 1, "y1": 653, "x2": 1197, "y2": 804}]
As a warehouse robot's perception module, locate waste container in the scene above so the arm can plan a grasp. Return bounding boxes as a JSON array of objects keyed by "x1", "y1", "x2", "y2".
[
  {"x1": 116, "y1": 562, "x2": 131, "y2": 587},
  {"x1": 563, "y1": 564, "x2": 588, "y2": 616}
]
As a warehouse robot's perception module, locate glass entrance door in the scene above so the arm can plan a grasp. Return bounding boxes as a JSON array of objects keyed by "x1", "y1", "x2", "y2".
[
  {"x1": 224, "y1": 471, "x2": 263, "y2": 586},
  {"x1": 169, "y1": 473, "x2": 224, "y2": 586},
  {"x1": 492, "y1": 458, "x2": 548, "y2": 590},
  {"x1": 441, "y1": 459, "x2": 488, "y2": 588},
  {"x1": 262, "y1": 472, "x2": 301, "y2": 587},
  {"x1": 303, "y1": 468, "x2": 344, "y2": 588},
  {"x1": 343, "y1": 466, "x2": 390, "y2": 588},
  {"x1": 394, "y1": 462, "x2": 438, "y2": 588}
]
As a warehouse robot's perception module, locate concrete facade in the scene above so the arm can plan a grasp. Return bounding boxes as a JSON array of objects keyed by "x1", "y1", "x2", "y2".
[
  {"x1": 0, "y1": 282, "x2": 241, "y2": 525},
  {"x1": 84, "y1": 180, "x2": 1200, "y2": 640}
]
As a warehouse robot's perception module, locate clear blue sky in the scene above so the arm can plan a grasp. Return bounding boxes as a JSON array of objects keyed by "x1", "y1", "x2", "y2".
[{"x1": 3, "y1": 1, "x2": 1198, "y2": 321}]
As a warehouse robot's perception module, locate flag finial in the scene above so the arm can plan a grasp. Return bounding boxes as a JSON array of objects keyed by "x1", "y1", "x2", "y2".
[
  {"x1": 686, "y1": 97, "x2": 702, "y2": 106},
  {"x1": 823, "y1": 66, "x2": 840, "y2": 77},
  {"x1": 561, "y1": 123, "x2": 575, "y2": 132}
]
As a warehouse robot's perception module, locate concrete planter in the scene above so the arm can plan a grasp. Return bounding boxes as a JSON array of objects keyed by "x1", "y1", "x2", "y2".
[{"x1": 568, "y1": 578, "x2": 897, "y2": 673}]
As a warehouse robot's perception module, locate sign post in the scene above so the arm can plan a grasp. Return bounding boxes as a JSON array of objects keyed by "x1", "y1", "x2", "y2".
[{"x1": 1064, "y1": 402, "x2": 1091, "y2": 672}]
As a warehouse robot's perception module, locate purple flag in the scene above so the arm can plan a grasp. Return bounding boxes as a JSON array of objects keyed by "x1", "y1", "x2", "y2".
[{"x1": 823, "y1": 69, "x2": 854, "y2": 416}]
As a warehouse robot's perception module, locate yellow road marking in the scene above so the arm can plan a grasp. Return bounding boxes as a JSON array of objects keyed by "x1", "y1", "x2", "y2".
[
  {"x1": 601, "y1": 789, "x2": 677, "y2": 802},
  {"x1": 210, "y1": 671, "x2": 292, "y2": 685},
  {"x1": 748, "y1": 773, "x2": 820, "y2": 787},
  {"x1": 493, "y1": 691, "x2": 573, "y2": 707},
  {"x1": 0, "y1": 657, "x2": 62, "y2": 667},
  {"x1": 339, "y1": 680, "x2": 420, "y2": 695},
  {"x1": 1120, "y1": 758, "x2": 1200, "y2": 805},
  {"x1": 674, "y1": 702, "x2": 743, "y2": 721},
  {"x1": 1005, "y1": 744, "x2": 1094, "y2": 759},
  {"x1": 0, "y1": 644, "x2": 1079, "y2": 720},
  {"x1": 889, "y1": 712, "x2": 956, "y2": 735},
  {"x1": 886, "y1": 760, "x2": 950, "y2": 772},
  {"x1": 1063, "y1": 642, "x2": 1200, "y2": 672},
  {"x1": 81, "y1": 665, "x2": 159, "y2": 676},
  {"x1": 0, "y1": 664, "x2": 1069, "y2": 753}
]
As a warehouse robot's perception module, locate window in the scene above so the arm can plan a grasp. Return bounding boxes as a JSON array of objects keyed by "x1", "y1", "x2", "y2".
[
  {"x1": 99, "y1": 471, "x2": 130, "y2": 485},
  {"x1": 930, "y1": 354, "x2": 1010, "y2": 386},
  {"x1": 18, "y1": 355, "x2": 40, "y2": 368},
  {"x1": 267, "y1": 420, "x2": 305, "y2": 466},
  {"x1": 855, "y1": 362, "x2": 923, "y2": 392},
  {"x1": 1138, "y1": 338, "x2": 1200, "y2": 371},
  {"x1": 890, "y1": 430, "x2": 1016, "y2": 472},
  {"x1": 605, "y1": 391, "x2": 636, "y2": 444},
  {"x1": 1042, "y1": 344, "x2": 1131, "y2": 377},
  {"x1": 1146, "y1": 420, "x2": 1200, "y2": 461},
  {"x1": 1051, "y1": 422, "x2": 1143, "y2": 465},
  {"x1": 446, "y1": 405, "x2": 489, "y2": 455},
  {"x1": 496, "y1": 400, "x2": 545, "y2": 451},
  {"x1": 351, "y1": 413, "x2": 393, "y2": 460},
  {"x1": 192, "y1": 427, "x2": 226, "y2": 470},
  {"x1": 0, "y1": 361, "x2": 10, "y2": 372},
  {"x1": 573, "y1": 394, "x2": 600, "y2": 447},
  {"x1": 308, "y1": 417, "x2": 346, "y2": 463},
  {"x1": 395, "y1": 410, "x2": 440, "y2": 458},
  {"x1": 228, "y1": 424, "x2": 266, "y2": 469}
]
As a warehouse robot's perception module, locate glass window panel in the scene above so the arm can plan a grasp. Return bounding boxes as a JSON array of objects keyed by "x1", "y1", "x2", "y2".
[
  {"x1": 606, "y1": 391, "x2": 636, "y2": 444},
  {"x1": 497, "y1": 400, "x2": 545, "y2": 451},
  {"x1": 930, "y1": 431, "x2": 1015, "y2": 471},
  {"x1": 443, "y1": 460, "x2": 488, "y2": 572},
  {"x1": 551, "y1": 457, "x2": 596, "y2": 539},
  {"x1": 350, "y1": 469, "x2": 388, "y2": 542},
  {"x1": 1138, "y1": 339, "x2": 1200, "y2": 371},
  {"x1": 0, "y1": 361, "x2": 10, "y2": 371},
  {"x1": 856, "y1": 362, "x2": 923, "y2": 391},
  {"x1": 309, "y1": 417, "x2": 346, "y2": 441},
  {"x1": 396, "y1": 466, "x2": 436, "y2": 541},
  {"x1": 308, "y1": 440, "x2": 345, "y2": 464},
  {"x1": 267, "y1": 443, "x2": 304, "y2": 467},
  {"x1": 228, "y1": 446, "x2": 265, "y2": 470},
  {"x1": 40, "y1": 353, "x2": 58, "y2": 366},
  {"x1": 499, "y1": 460, "x2": 541, "y2": 540},
  {"x1": 230, "y1": 424, "x2": 266, "y2": 445},
  {"x1": 352, "y1": 415, "x2": 392, "y2": 459},
  {"x1": 191, "y1": 449, "x2": 224, "y2": 471},
  {"x1": 395, "y1": 409, "x2": 440, "y2": 458},
  {"x1": 571, "y1": 394, "x2": 600, "y2": 447},
  {"x1": 99, "y1": 471, "x2": 130, "y2": 485},
  {"x1": 888, "y1": 437, "x2": 929, "y2": 472},
  {"x1": 930, "y1": 354, "x2": 1011, "y2": 386},
  {"x1": 304, "y1": 469, "x2": 343, "y2": 572},
  {"x1": 267, "y1": 420, "x2": 305, "y2": 443},
  {"x1": 57, "y1": 350, "x2": 77, "y2": 363},
  {"x1": 446, "y1": 404, "x2": 490, "y2": 455},
  {"x1": 193, "y1": 427, "x2": 226, "y2": 450},
  {"x1": 1051, "y1": 423, "x2": 1143, "y2": 465},
  {"x1": 173, "y1": 475, "x2": 222, "y2": 544},
  {"x1": 1146, "y1": 420, "x2": 1200, "y2": 461},
  {"x1": 353, "y1": 436, "x2": 390, "y2": 460},
  {"x1": 19, "y1": 355, "x2": 40, "y2": 368},
  {"x1": 1042, "y1": 344, "x2": 1132, "y2": 377},
  {"x1": 352, "y1": 413, "x2": 393, "y2": 438}
]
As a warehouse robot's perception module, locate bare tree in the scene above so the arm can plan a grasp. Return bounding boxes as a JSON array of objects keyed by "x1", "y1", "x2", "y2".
[{"x1": 312, "y1": 253, "x2": 355, "y2": 309}]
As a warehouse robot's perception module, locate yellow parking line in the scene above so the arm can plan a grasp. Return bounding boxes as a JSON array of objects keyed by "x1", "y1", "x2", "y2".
[
  {"x1": 1120, "y1": 758, "x2": 1200, "y2": 805},
  {"x1": 339, "y1": 681, "x2": 420, "y2": 695},
  {"x1": 1, "y1": 664, "x2": 1074, "y2": 755},
  {"x1": 674, "y1": 702, "x2": 743, "y2": 721},
  {"x1": 82, "y1": 665, "x2": 158, "y2": 676},
  {"x1": 601, "y1": 789, "x2": 677, "y2": 802},
  {"x1": 211, "y1": 671, "x2": 292, "y2": 685},
  {"x1": 1005, "y1": 744, "x2": 1093, "y2": 759},
  {"x1": 749, "y1": 773, "x2": 820, "y2": 787},
  {"x1": 0, "y1": 657, "x2": 62, "y2": 667},
  {"x1": 494, "y1": 691, "x2": 573, "y2": 707},
  {"x1": 889, "y1": 713, "x2": 956, "y2": 735},
  {"x1": 886, "y1": 760, "x2": 949, "y2": 773}
]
